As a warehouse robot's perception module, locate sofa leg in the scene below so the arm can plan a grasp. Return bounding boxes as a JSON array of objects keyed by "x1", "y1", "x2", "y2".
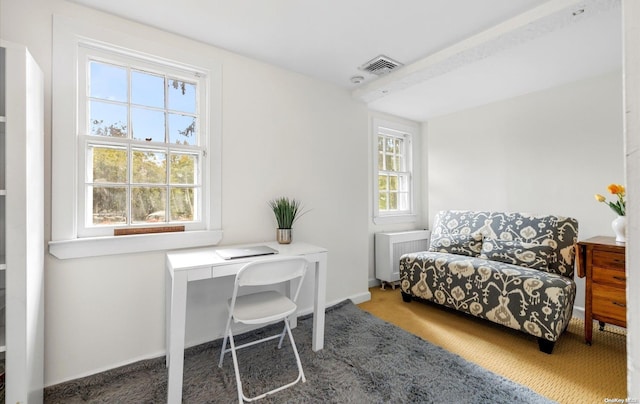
[
  {"x1": 538, "y1": 338, "x2": 555, "y2": 354},
  {"x1": 401, "y1": 292, "x2": 413, "y2": 303}
]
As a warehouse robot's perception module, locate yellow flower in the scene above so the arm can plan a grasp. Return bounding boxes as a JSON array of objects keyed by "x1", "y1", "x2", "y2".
[
  {"x1": 608, "y1": 184, "x2": 624, "y2": 195},
  {"x1": 597, "y1": 183, "x2": 626, "y2": 216}
]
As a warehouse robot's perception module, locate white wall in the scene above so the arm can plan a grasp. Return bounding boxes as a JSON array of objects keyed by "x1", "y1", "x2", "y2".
[
  {"x1": 427, "y1": 71, "x2": 624, "y2": 313},
  {"x1": 1, "y1": 0, "x2": 370, "y2": 385}
]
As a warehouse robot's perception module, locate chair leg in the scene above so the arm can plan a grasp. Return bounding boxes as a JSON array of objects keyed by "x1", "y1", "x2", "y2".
[
  {"x1": 228, "y1": 329, "x2": 246, "y2": 403},
  {"x1": 218, "y1": 334, "x2": 229, "y2": 368},
  {"x1": 224, "y1": 319, "x2": 307, "y2": 403},
  {"x1": 218, "y1": 316, "x2": 233, "y2": 367},
  {"x1": 284, "y1": 318, "x2": 306, "y2": 383},
  {"x1": 277, "y1": 324, "x2": 287, "y2": 349}
]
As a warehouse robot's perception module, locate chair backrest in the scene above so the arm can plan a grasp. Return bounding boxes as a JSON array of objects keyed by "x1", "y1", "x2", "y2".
[{"x1": 233, "y1": 256, "x2": 308, "y2": 301}]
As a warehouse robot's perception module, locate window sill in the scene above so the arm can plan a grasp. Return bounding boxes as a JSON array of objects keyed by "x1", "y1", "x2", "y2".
[
  {"x1": 373, "y1": 214, "x2": 418, "y2": 225},
  {"x1": 48, "y1": 230, "x2": 223, "y2": 259}
]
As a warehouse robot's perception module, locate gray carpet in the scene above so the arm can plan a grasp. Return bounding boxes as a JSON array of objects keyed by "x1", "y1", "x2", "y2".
[{"x1": 45, "y1": 301, "x2": 555, "y2": 403}]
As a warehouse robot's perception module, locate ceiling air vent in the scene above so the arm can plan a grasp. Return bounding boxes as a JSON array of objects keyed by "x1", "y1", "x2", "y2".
[{"x1": 359, "y1": 55, "x2": 403, "y2": 76}]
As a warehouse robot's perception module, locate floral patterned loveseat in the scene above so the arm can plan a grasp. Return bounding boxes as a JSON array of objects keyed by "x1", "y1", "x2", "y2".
[{"x1": 399, "y1": 210, "x2": 579, "y2": 353}]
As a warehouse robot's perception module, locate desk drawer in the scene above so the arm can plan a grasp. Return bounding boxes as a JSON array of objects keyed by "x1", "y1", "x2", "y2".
[
  {"x1": 592, "y1": 250, "x2": 625, "y2": 271},
  {"x1": 187, "y1": 266, "x2": 213, "y2": 281},
  {"x1": 593, "y1": 266, "x2": 626, "y2": 288},
  {"x1": 592, "y1": 284, "x2": 626, "y2": 324}
]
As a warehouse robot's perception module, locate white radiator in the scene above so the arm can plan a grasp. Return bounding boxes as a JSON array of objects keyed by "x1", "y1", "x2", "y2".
[{"x1": 375, "y1": 230, "x2": 430, "y2": 285}]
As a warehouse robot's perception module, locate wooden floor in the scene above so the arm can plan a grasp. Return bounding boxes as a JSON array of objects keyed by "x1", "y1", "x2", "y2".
[{"x1": 358, "y1": 286, "x2": 627, "y2": 404}]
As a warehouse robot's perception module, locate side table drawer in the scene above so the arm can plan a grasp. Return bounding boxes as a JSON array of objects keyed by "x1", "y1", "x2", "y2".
[
  {"x1": 592, "y1": 250, "x2": 625, "y2": 270},
  {"x1": 592, "y1": 283, "x2": 626, "y2": 324},
  {"x1": 592, "y1": 266, "x2": 627, "y2": 288}
]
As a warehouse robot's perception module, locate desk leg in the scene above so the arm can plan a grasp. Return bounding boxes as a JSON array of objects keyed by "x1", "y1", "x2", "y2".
[
  {"x1": 165, "y1": 268, "x2": 171, "y2": 367},
  {"x1": 167, "y1": 271, "x2": 188, "y2": 404},
  {"x1": 312, "y1": 253, "x2": 327, "y2": 351}
]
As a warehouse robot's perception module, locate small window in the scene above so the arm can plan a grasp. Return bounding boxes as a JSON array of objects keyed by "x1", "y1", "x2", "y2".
[{"x1": 372, "y1": 118, "x2": 416, "y2": 223}]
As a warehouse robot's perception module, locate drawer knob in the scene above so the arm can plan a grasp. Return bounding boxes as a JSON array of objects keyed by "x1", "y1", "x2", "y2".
[{"x1": 612, "y1": 301, "x2": 626, "y2": 308}]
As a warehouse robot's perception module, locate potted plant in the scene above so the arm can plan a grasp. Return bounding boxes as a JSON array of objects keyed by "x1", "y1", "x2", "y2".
[{"x1": 269, "y1": 197, "x2": 307, "y2": 244}]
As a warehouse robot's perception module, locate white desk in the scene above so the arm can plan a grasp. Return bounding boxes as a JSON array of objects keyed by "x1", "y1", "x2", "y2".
[{"x1": 165, "y1": 242, "x2": 327, "y2": 404}]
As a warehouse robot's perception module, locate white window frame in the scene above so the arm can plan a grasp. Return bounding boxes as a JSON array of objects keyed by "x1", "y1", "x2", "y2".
[
  {"x1": 76, "y1": 45, "x2": 207, "y2": 237},
  {"x1": 372, "y1": 118, "x2": 417, "y2": 224},
  {"x1": 49, "y1": 15, "x2": 222, "y2": 259}
]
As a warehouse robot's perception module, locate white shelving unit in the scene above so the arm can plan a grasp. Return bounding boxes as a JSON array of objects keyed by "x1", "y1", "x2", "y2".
[
  {"x1": 0, "y1": 42, "x2": 6, "y2": 364},
  {"x1": 1, "y1": 40, "x2": 45, "y2": 403}
]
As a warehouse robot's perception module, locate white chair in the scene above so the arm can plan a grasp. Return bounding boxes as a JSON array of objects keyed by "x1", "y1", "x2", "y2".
[{"x1": 218, "y1": 256, "x2": 308, "y2": 403}]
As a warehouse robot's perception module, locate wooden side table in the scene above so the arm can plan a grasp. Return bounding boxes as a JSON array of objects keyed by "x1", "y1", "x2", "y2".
[{"x1": 576, "y1": 236, "x2": 626, "y2": 345}]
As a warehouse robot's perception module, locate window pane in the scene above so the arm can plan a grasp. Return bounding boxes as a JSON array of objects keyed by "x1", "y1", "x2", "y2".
[
  {"x1": 378, "y1": 175, "x2": 388, "y2": 191},
  {"x1": 170, "y1": 153, "x2": 197, "y2": 184},
  {"x1": 131, "y1": 108, "x2": 165, "y2": 142},
  {"x1": 398, "y1": 192, "x2": 409, "y2": 210},
  {"x1": 169, "y1": 113, "x2": 196, "y2": 145},
  {"x1": 90, "y1": 145, "x2": 127, "y2": 183},
  {"x1": 379, "y1": 192, "x2": 388, "y2": 211},
  {"x1": 377, "y1": 136, "x2": 384, "y2": 152},
  {"x1": 394, "y1": 138, "x2": 402, "y2": 154},
  {"x1": 132, "y1": 150, "x2": 167, "y2": 184},
  {"x1": 389, "y1": 175, "x2": 398, "y2": 191},
  {"x1": 399, "y1": 175, "x2": 408, "y2": 191},
  {"x1": 131, "y1": 70, "x2": 164, "y2": 108},
  {"x1": 90, "y1": 101, "x2": 128, "y2": 137},
  {"x1": 386, "y1": 138, "x2": 394, "y2": 152},
  {"x1": 385, "y1": 155, "x2": 398, "y2": 171},
  {"x1": 170, "y1": 188, "x2": 194, "y2": 221},
  {"x1": 168, "y1": 80, "x2": 196, "y2": 113},
  {"x1": 132, "y1": 187, "x2": 166, "y2": 223},
  {"x1": 90, "y1": 61, "x2": 127, "y2": 102},
  {"x1": 91, "y1": 186, "x2": 127, "y2": 225},
  {"x1": 389, "y1": 192, "x2": 398, "y2": 210}
]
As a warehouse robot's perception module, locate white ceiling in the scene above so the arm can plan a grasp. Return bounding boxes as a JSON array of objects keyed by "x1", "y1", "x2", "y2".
[{"x1": 69, "y1": 0, "x2": 622, "y2": 121}]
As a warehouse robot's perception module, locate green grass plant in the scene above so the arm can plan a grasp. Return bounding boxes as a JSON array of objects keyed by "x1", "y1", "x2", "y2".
[{"x1": 269, "y1": 197, "x2": 307, "y2": 229}]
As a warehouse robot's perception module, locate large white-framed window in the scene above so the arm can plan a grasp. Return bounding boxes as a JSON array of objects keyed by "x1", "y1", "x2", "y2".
[
  {"x1": 77, "y1": 46, "x2": 207, "y2": 237},
  {"x1": 49, "y1": 15, "x2": 222, "y2": 259},
  {"x1": 372, "y1": 118, "x2": 417, "y2": 224}
]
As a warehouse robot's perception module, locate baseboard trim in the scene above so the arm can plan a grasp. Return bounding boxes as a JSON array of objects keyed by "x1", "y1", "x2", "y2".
[
  {"x1": 45, "y1": 349, "x2": 166, "y2": 388},
  {"x1": 348, "y1": 290, "x2": 372, "y2": 305}
]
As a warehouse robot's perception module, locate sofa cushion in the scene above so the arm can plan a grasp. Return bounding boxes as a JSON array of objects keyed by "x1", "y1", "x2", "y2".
[
  {"x1": 428, "y1": 233, "x2": 482, "y2": 257},
  {"x1": 429, "y1": 210, "x2": 579, "y2": 277},
  {"x1": 400, "y1": 251, "x2": 577, "y2": 342},
  {"x1": 479, "y1": 238, "x2": 555, "y2": 272}
]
